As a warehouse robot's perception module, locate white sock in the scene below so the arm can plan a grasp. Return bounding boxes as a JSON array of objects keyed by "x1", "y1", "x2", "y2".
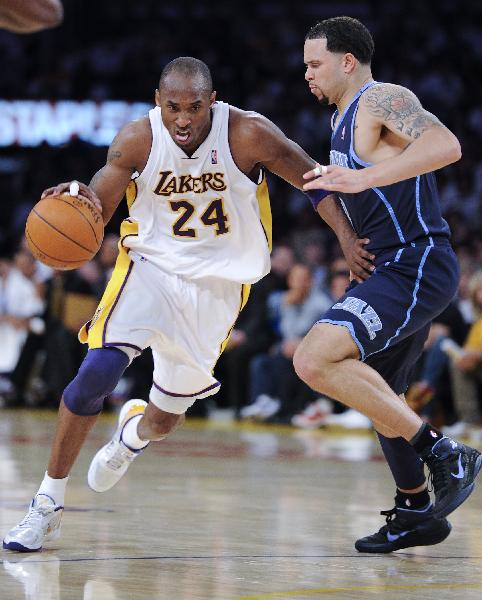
[
  {"x1": 37, "y1": 471, "x2": 68, "y2": 506},
  {"x1": 121, "y1": 415, "x2": 149, "y2": 451}
]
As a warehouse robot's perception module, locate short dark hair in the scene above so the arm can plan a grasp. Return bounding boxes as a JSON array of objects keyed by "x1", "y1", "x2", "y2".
[
  {"x1": 159, "y1": 57, "x2": 213, "y2": 93},
  {"x1": 305, "y1": 16, "x2": 374, "y2": 65}
]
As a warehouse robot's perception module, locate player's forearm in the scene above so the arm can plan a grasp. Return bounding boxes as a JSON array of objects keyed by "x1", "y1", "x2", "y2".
[
  {"x1": 316, "y1": 194, "x2": 356, "y2": 242},
  {"x1": 364, "y1": 127, "x2": 461, "y2": 189},
  {"x1": 0, "y1": 0, "x2": 63, "y2": 32}
]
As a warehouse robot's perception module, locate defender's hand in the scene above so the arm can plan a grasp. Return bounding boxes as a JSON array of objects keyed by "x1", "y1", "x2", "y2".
[
  {"x1": 303, "y1": 164, "x2": 372, "y2": 194},
  {"x1": 341, "y1": 237, "x2": 375, "y2": 283},
  {"x1": 41, "y1": 181, "x2": 102, "y2": 214}
]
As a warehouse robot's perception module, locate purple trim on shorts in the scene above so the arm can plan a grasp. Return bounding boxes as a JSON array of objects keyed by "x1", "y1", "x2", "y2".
[
  {"x1": 152, "y1": 380, "x2": 220, "y2": 398},
  {"x1": 103, "y1": 342, "x2": 142, "y2": 352},
  {"x1": 102, "y1": 260, "x2": 134, "y2": 346}
]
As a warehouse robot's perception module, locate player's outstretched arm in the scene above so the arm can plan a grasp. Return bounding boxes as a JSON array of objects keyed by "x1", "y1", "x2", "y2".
[
  {"x1": 41, "y1": 119, "x2": 150, "y2": 225},
  {"x1": 0, "y1": 0, "x2": 63, "y2": 33},
  {"x1": 236, "y1": 112, "x2": 374, "y2": 281},
  {"x1": 304, "y1": 84, "x2": 461, "y2": 194}
]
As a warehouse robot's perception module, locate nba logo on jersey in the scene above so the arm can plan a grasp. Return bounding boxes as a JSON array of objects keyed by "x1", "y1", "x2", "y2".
[
  {"x1": 211, "y1": 149, "x2": 218, "y2": 164},
  {"x1": 341, "y1": 126, "x2": 346, "y2": 140}
]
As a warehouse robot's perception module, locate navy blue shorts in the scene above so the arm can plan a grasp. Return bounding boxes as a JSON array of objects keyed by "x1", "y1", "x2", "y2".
[{"x1": 319, "y1": 238, "x2": 459, "y2": 394}]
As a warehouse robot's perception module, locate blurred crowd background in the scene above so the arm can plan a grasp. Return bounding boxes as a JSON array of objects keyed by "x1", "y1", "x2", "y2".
[{"x1": 0, "y1": 0, "x2": 481, "y2": 437}]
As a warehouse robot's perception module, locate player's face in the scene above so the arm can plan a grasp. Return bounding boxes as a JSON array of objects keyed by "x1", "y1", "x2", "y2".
[
  {"x1": 156, "y1": 76, "x2": 216, "y2": 154},
  {"x1": 304, "y1": 38, "x2": 346, "y2": 105}
]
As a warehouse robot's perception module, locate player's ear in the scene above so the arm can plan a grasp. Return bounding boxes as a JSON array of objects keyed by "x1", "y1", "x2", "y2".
[
  {"x1": 342, "y1": 53, "x2": 357, "y2": 74},
  {"x1": 209, "y1": 91, "x2": 217, "y2": 107},
  {"x1": 155, "y1": 89, "x2": 161, "y2": 106}
]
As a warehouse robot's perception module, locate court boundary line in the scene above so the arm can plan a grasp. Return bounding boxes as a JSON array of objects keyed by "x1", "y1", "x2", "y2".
[{"x1": 3, "y1": 552, "x2": 482, "y2": 564}]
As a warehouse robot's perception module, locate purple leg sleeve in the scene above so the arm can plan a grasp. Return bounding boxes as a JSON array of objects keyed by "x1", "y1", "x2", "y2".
[
  {"x1": 63, "y1": 348, "x2": 130, "y2": 416},
  {"x1": 377, "y1": 433, "x2": 426, "y2": 491}
]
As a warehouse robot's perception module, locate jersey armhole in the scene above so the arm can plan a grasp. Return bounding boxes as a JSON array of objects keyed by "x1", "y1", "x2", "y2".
[
  {"x1": 225, "y1": 107, "x2": 262, "y2": 188},
  {"x1": 135, "y1": 109, "x2": 158, "y2": 184}
]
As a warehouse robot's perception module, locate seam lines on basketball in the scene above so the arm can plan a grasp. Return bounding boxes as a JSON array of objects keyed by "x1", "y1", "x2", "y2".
[
  {"x1": 25, "y1": 228, "x2": 88, "y2": 263},
  {"x1": 56, "y1": 197, "x2": 101, "y2": 245},
  {"x1": 32, "y1": 207, "x2": 96, "y2": 253}
]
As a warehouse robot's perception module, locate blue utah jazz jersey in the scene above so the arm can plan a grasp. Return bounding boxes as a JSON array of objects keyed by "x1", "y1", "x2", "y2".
[{"x1": 330, "y1": 81, "x2": 450, "y2": 254}]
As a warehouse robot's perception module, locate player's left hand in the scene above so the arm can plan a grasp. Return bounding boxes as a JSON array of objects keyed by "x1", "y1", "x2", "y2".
[{"x1": 303, "y1": 164, "x2": 371, "y2": 194}]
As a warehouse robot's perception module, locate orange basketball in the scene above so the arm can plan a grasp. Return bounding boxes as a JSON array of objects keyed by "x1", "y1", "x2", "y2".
[{"x1": 25, "y1": 193, "x2": 104, "y2": 270}]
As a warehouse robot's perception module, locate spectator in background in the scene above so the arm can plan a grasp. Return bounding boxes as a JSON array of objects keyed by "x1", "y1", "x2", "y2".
[
  {"x1": 241, "y1": 263, "x2": 331, "y2": 422},
  {"x1": 441, "y1": 271, "x2": 482, "y2": 440},
  {"x1": 0, "y1": 248, "x2": 45, "y2": 402}
]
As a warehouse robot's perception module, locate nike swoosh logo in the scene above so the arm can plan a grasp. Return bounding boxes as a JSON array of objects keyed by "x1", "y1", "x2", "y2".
[
  {"x1": 387, "y1": 530, "x2": 411, "y2": 543},
  {"x1": 451, "y1": 454, "x2": 464, "y2": 479}
]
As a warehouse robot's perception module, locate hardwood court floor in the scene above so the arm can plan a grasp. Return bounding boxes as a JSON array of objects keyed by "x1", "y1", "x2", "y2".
[{"x1": 1, "y1": 409, "x2": 482, "y2": 600}]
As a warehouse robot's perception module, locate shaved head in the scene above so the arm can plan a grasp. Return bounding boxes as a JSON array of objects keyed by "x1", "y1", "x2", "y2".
[{"x1": 159, "y1": 57, "x2": 213, "y2": 94}]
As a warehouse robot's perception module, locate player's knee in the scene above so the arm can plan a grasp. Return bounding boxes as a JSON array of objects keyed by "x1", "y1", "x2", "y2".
[
  {"x1": 63, "y1": 348, "x2": 129, "y2": 416},
  {"x1": 145, "y1": 411, "x2": 184, "y2": 439},
  {"x1": 293, "y1": 346, "x2": 326, "y2": 389}
]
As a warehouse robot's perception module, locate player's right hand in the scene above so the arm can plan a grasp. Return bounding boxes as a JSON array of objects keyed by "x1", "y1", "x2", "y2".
[{"x1": 41, "y1": 181, "x2": 103, "y2": 214}]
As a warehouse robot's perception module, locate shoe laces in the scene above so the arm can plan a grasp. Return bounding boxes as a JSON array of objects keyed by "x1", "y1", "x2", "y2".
[
  {"x1": 105, "y1": 441, "x2": 138, "y2": 470},
  {"x1": 18, "y1": 502, "x2": 54, "y2": 529},
  {"x1": 425, "y1": 453, "x2": 451, "y2": 493},
  {"x1": 378, "y1": 507, "x2": 406, "y2": 535}
]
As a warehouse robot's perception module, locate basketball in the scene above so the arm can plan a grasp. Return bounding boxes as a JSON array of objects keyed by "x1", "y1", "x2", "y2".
[{"x1": 25, "y1": 193, "x2": 104, "y2": 270}]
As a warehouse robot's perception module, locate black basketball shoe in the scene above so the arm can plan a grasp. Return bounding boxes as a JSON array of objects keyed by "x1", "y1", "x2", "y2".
[
  {"x1": 355, "y1": 504, "x2": 451, "y2": 553},
  {"x1": 420, "y1": 437, "x2": 482, "y2": 518}
]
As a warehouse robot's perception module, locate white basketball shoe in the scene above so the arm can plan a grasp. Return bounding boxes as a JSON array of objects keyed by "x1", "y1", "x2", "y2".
[
  {"x1": 88, "y1": 399, "x2": 148, "y2": 492},
  {"x1": 3, "y1": 494, "x2": 63, "y2": 552}
]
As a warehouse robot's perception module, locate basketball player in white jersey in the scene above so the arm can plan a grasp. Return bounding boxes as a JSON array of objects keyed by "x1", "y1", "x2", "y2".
[
  {"x1": 4, "y1": 57, "x2": 373, "y2": 552},
  {"x1": 0, "y1": 0, "x2": 63, "y2": 32}
]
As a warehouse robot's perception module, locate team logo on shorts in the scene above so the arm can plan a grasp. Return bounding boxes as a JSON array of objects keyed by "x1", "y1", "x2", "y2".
[{"x1": 332, "y1": 296, "x2": 382, "y2": 340}]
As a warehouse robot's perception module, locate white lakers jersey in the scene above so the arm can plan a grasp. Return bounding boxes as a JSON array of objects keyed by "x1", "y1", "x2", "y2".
[{"x1": 121, "y1": 101, "x2": 272, "y2": 284}]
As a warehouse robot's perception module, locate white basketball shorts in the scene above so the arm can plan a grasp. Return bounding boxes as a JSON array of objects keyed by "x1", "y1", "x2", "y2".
[{"x1": 79, "y1": 250, "x2": 249, "y2": 414}]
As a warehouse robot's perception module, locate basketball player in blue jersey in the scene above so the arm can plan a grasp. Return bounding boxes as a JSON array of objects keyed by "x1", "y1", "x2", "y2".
[
  {"x1": 296, "y1": 16, "x2": 482, "y2": 553},
  {"x1": 3, "y1": 57, "x2": 374, "y2": 553}
]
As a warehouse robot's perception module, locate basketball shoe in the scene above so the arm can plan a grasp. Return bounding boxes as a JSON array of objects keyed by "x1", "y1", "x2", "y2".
[
  {"x1": 420, "y1": 437, "x2": 482, "y2": 518},
  {"x1": 291, "y1": 398, "x2": 332, "y2": 429},
  {"x1": 355, "y1": 503, "x2": 451, "y2": 553},
  {"x1": 3, "y1": 494, "x2": 63, "y2": 552},
  {"x1": 88, "y1": 399, "x2": 148, "y2": 492}
]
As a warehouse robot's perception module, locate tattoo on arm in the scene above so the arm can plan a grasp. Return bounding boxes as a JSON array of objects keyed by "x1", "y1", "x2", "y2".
[
  {"x1": 106, "y1": 132, "x2": 122, "y2": 163},
  {"x1": 363, "y1": 85, "x2": 443, "y2": 139},
  {"x1": 107, "y1": 149, "x2": 122, "y2": 163}
]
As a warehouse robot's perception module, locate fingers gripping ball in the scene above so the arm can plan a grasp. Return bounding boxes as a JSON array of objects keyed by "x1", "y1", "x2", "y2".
[{"x1": 25, "y1": 190, "x2": 104, "y2": 270}]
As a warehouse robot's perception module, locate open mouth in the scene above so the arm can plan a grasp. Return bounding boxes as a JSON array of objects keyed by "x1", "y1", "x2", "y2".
[{"x1": 174, "y1": 130, "x2": 192, "y2": 144}]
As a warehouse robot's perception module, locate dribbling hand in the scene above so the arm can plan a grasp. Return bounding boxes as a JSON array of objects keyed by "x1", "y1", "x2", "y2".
[{"x1": 41, "y1": 181, "x2": 103, "y2": 214}]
